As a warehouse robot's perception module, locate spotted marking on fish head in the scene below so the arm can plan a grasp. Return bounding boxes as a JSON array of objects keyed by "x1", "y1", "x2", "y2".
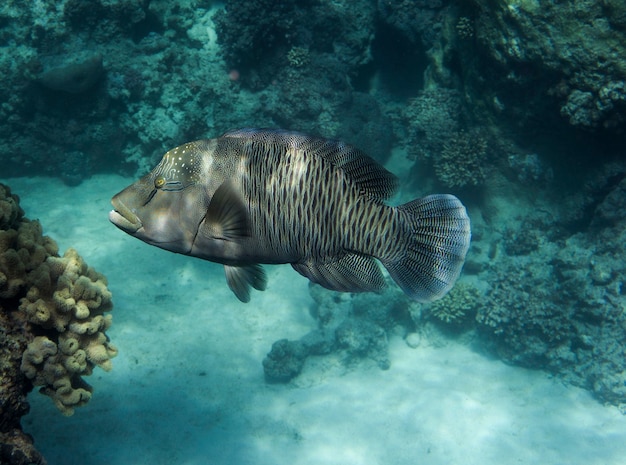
[{"x1": 151, "y1": 141, "x2": 208, "y2": 191}]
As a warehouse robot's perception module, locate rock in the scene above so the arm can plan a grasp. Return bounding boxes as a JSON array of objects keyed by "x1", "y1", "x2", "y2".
[
  {"x1": 405, "y1": 332, "x2": 421, "y2": 348},
  {"x1": 262, "y1": 339, "x2": 308, "y2": 383}
]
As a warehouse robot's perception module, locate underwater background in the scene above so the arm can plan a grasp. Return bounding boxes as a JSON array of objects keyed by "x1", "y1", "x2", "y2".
[{"x1": 2, "y1": 1, "x2": 626, "y2": 464}]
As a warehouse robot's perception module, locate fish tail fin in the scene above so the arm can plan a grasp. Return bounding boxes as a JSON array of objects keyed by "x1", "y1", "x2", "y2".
[{"x1": 381, "y1": 194, "x2": 471, "y2": 302}]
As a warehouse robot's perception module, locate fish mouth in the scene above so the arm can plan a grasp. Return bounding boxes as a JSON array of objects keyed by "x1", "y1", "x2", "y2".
[{"x1": 109, "y1": 197, "x2": 142, "y2": 233}]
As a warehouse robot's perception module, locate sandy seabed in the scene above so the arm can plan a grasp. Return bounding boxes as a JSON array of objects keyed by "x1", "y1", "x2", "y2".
[{"x1": 3, "y1": 174, "x2": 626, "y2": 465}]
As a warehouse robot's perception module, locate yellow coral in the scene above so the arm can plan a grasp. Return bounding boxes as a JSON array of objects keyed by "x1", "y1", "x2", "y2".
[
  {"x1": 3, "y1": 183, "x2": 115, "y2": 416},
  {"x1": 85, "y1": 332, "x2": 117, "y2": 370},
  {"x1": 23, "y1": 336, "x2": 57, "y2": 364},
  {"x1": 20, "y1": 249, "x2": 117, "y2": 415},
  {"x1": 63, "y1": 350, "x2": 87, "y2": 373},
  {"x1": 58, "y1": 334, "x2": 80, "y2": 355},
  {"x1": 18, "y1": 249, "x2": 115, "y2": 415},
  {"x1": 43, "y1": 378, "x2": 92, "y2": 416},
  {"x1": 31, "y1": 299, "x2": 52, "y2": 325}
]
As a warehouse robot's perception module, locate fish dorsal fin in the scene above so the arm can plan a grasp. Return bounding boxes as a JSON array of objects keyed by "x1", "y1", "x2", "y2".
[
  {"x1": 224, "y1": 264, "x2": 267, "y2": 302},
  {"x1": 204, "y1": 181, "x2": 249, "y2": 240},
  {"x1": 292, "y1": 253, "x2": 386, "y2": 293},
  {"x1": 222, "y1": 129, "x2": 399, "y2": 201},
  {"x1": 311, "y1": 139, "x2": 399, "y2": 201}
]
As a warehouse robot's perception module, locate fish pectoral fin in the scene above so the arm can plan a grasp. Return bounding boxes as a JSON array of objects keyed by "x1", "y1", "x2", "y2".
[
  {"x1": 203, "y1": 181, "x2": 250, "y2": 241},
  {"x1": 292, "y1": 253, "x2": 386, "y2": 293},
  {"x1": 224, "y1": 264, "x2": 267, "y2": 302}
]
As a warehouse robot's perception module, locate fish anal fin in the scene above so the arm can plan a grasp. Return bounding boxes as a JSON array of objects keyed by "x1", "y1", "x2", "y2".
[
  {"x1": 224, "y1": 264, "x2": 267, "y2": 303},
  {"x1": 292, "y1": 253, "x2": 386, "y2": 293},
  {"x1": 204, "y1": 181, "x2": 249, "y2": 241}
]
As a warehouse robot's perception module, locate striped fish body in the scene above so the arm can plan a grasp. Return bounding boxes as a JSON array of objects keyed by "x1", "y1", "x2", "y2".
[
  {"x1": 109, "y1": 129, "x2": 471, "y2": 302},
  {"x1": 199, "y1": 131, "x2": 397, "y2": 263}
]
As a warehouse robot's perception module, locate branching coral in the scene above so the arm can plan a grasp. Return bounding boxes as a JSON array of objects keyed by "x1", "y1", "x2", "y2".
[
  {"x1": 427, "y1": 283, "x2": 481, "y2": 327},
  {"x1": 434, "y1": 129, "x2": 488, "y2": 188},
  {"x1": 287, "y1": 46, "x2": 310, "y2": 68},
  {"x1": 404, "y1": 88, "x2": 463, "y2": 161}
]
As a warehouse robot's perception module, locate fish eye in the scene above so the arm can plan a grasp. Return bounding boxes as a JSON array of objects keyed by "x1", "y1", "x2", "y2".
[{"x1": 154, "y1": 176, "x2": 166, "y2": 189}]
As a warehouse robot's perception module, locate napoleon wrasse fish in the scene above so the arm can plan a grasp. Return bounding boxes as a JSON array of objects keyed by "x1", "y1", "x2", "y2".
[{"x1": 109, "y1": 129, "x2": 471, "y2": 302}]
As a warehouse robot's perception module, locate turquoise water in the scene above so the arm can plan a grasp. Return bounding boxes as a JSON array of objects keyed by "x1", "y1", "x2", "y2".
[
  {"x1": 2, "y1": 1, "x2": 626, "y2": 464},
  {"x1": 1, "y1": 175, "x2": 623, "y2": 465}
]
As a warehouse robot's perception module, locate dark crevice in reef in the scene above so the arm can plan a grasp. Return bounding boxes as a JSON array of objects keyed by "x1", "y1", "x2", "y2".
[{"x1": 368, "y1": 22, "x2": 428, "y2": 98}]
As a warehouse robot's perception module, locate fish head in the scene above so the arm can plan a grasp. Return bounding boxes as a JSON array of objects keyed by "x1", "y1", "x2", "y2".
[{"x1": 109, "y1": 142, "x2": 212, "y2": 254}]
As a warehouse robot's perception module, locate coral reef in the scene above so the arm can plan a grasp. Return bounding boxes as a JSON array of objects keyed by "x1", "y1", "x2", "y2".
[
  {"x1": 434, "y1": 129, "x2": 488, "y2": 188},
  {"x1": 375, "y1": 0, "x2": 447, "y2": 91},
  {"x1": 0, "y1": 183, "x2": 115, "y2": 463},
  {"x1": 401, "y1": 88, "x2": 490, "y2": 191},
  {"x1": 0, "y1": 0, "x2": 400, "y2": 182},
  {"x1": 214, "y1": 0, "x2": 375, "y2": 85},
  {"x1": 0, "y1": 0, "x2": 623, "y2": 180},
  {"x1": 214, "y1": 0, "x2": 317, "y2": 78},
  {"x1": 426, "y1": 283, "x2": 480, "y2": 329},
  {"x1": 263, "y1": 283, "x2": 413, "y2": 382},
  {"x1": 474, "y1": 170, "x2": 626, "y2": 406},
  {"x1": 2, "y1": 0, "x2": 626, "y2": 415},
  {"x1": 404, "y1": 88, "x2": 463, "y2": 161},
  {"x1": 461, "y1": 0, "x2": 626, "y2": 136}
]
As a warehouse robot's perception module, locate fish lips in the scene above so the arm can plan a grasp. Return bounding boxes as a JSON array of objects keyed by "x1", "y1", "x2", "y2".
[{"x1": 109, "y1": 197, "x2": 142, "y2": 233}]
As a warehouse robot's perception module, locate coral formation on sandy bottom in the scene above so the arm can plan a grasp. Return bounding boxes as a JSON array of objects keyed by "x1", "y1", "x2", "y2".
[
  {"x1": 0, "y1": 183, "x2": 116, "y2": 464},
  {"x1": 19, "y1": 247, "x2": 117, "y2": 415},
  {"x1": 263, "y1": 283, "x2": 411, "y2": 382},
  {"x1": 475, "y1": 174, "x2": 626, "y2": 407}
]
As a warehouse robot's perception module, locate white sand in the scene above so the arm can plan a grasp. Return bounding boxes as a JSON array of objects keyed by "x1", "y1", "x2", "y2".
[{"x1": 4, "y1": 174, "x2": 626, "y2": 465}]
